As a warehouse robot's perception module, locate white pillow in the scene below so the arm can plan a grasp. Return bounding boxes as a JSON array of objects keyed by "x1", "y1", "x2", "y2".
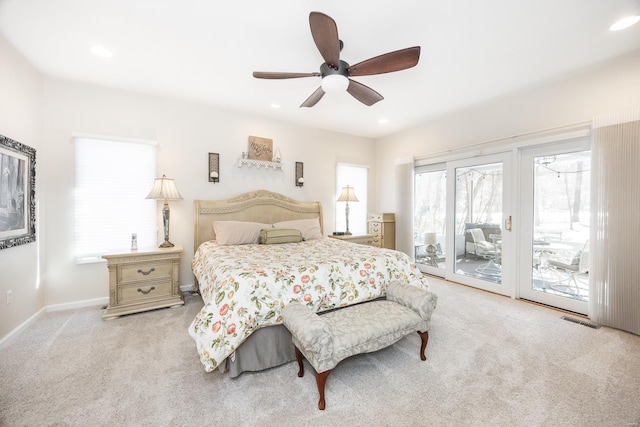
[
  {"x1": 213, "y1": 221, "x2": 272, "y2": 245},
  {"x1": 273, "y1": 218, "x2": 323, "y2": 240}
]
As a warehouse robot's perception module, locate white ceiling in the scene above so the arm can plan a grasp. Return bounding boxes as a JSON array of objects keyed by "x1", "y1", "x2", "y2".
[{"x1": 1, "y1": 0, "x2": 639, "y2": 138}]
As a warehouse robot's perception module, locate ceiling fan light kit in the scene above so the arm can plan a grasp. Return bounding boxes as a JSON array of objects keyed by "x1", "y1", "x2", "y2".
[
  {"x1": 321, "y1": 74, "x2": 349, "y2": 93},
  {"x1": 253, "y1": 11, "x2": 420, "y2": 107}
]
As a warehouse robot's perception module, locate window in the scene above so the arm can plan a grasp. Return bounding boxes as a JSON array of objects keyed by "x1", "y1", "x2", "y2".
[
  {"x1": 335, "y1": 163, "x2": 368, "y2": 234},
  {"x1": 74, "y1": 136, "x2": 157, "y2": 262}
]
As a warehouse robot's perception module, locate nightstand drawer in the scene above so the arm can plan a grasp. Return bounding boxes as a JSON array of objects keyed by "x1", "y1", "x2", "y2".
[
  {"x1": 117, "y1": 280, "x2": 172, "y2": 304},
  {"x1": 118, "y1": 262, "x2": 172, "y2": 284}
]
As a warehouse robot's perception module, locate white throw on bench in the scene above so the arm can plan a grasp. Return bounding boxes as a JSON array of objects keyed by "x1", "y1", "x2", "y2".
[{"x1": 281, "y1": 280, "x2": 438, "y2": 410}]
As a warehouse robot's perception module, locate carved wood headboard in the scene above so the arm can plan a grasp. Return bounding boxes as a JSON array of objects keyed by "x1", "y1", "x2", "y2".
[{"x1": 193, "y1": 190, "x2": 324, "y2": 252}]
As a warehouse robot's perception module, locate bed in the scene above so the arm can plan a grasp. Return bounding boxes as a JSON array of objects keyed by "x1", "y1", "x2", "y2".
[{"x1": 188, "y1": 190, "x2": 432, "y2": 376}]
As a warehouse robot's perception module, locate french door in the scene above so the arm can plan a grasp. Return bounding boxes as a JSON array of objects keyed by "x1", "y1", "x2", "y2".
[
  {"x1": 414, "y1": 138, "x2": 590, "y2": 313},
  {"x1": 517, "y1": 140, "x2": 590, "y2": 314},
  {"x1": 415, "y1": 153, "x2": 513, "y2": 296}
]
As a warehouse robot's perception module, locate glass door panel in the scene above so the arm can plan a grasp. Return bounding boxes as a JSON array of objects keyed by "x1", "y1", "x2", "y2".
[
  {"x1": 454, "y1": 162, "x2": 503, "y2": 282},
  {"x1": 448, "y1": 153, "x2": 511, "y2": 295},
  {"x1": 414, "y1": 166, "x2": 446, "y2": 276},
  {"x1": 518, "y1": 143, "x2": 589, "y2": 314}
]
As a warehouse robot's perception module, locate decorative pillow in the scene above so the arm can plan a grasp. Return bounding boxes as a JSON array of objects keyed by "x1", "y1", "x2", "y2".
[
  {"x1": 259, "y1": 228, "x2": 303, "y2": 245},
  {"x1": 273, "y1": 218, "x2": 323, "y2": 240},
  {"x1": 212, "y1": 221, "x2": 272, "y2": 245}
]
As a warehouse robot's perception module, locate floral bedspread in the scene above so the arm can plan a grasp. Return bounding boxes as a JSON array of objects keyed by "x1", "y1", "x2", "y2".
[{"x1": 188, "y1": 238, "x2": 429, "y2": 372}]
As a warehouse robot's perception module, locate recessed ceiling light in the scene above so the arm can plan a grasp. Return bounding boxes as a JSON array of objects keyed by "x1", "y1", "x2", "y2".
[
  {"x1": 609, "y1": 15, "x2": 640, "y2": 31},
  {"x1": 270, "y1": 103, "x2": 281, "y2": 109},
  {"x1": 378, "y1": 118, "x2": 389, "y2": 124},
  {"x1": 90, "y1": 45, "x2": 112, "y2": 58}
]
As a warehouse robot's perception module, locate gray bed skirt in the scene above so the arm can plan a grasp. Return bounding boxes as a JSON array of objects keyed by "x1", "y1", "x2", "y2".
[{"x1": 223, "y1": 325, "x2": 296, "y2": 378}]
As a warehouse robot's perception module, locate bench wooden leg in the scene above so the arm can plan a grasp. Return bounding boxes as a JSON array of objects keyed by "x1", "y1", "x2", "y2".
[
  {"x1": 294, "y1": 346, "x2": 330, "y2": 410},
  {"x1": 314, "y1": 369, "x2": 331, "y2": 410},
  {"x1": 418, "y1": 331, "x2": 429, "y2": 361},
  {"x1": 294, "y1": 346, "x2": 305, "y2": 377}
]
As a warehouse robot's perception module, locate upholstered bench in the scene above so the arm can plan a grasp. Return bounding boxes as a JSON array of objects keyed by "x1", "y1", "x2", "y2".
[{"x1": 281, "y1": 280, "x2": 437, "y2": 410}]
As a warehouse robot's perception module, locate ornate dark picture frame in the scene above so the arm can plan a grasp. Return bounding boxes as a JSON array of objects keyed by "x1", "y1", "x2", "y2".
[{"x1": 0, "y1": 134, "x2": 36, "y2": 250}]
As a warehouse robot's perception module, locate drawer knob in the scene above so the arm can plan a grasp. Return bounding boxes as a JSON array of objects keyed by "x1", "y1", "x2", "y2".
[
  {"x1": 137, "y1": 286, "x2": 156, "y2": 295},
  {"x1": 137, "y1": 267, "x2": 156, "y2": 276}
]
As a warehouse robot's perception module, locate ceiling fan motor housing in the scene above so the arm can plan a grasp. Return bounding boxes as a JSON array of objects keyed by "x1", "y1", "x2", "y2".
[{"x1": 320, "y1": 60, "x2": 350, "y2": 78}]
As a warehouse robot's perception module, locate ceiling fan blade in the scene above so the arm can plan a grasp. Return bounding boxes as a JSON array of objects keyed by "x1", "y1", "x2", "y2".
[
  {"x1": 347, "y1": 79, "x2": 384, "y2": 106},
  {"x1": 253, "y1": 71, "x2": 320, "y2": 79},
  {"x1": 300, "y1": 87, "x2": 325, "y2": 108},
  {"x1": 348, "y1": 46, "x2": 421, "y2": 76},
  {"x1": 309, "y1": 11, "x2": 340, "y2": 68}
]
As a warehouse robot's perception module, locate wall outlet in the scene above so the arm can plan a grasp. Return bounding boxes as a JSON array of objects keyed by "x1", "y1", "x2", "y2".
[{"x1": 6, "y1": 290, "x2": 12, "y2": 305}]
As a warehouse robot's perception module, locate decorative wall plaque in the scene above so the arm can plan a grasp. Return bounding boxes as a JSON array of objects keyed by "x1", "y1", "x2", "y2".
[{"x1": 248, "y1": 136, "x2": 273, "y2": 161}]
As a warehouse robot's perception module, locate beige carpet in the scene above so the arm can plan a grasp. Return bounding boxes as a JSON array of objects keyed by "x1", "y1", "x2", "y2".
[{"x1": 1, "y1": 277, "x2": 639, "y2": 427}]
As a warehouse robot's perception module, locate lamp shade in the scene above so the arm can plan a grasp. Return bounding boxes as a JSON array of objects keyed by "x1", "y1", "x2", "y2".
[
  {"x1": 424, "y1": 232, "x2": 438, "y2": 245},
  {"x1": 337, "y1": 185, "x2": 359, "y2": 202},
  {"x1": 145, "y1": 175, "x2": 183, "y2": 200}
]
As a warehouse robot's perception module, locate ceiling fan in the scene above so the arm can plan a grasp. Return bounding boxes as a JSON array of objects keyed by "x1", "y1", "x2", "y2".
[{"x1": 252, "y1": 11, "x2": 421, "y2": 108}]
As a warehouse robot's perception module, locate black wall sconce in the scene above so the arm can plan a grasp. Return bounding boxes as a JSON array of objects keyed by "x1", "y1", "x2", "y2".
[
  {"x1": 295, "y1": 162, "x2": 304, "y2": 187},
  {"x1": 209, "y1": 153, "x2": 219, "y2": 183}
]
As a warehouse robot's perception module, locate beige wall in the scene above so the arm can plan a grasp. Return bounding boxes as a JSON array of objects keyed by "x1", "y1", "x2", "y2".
[
  {"x1": 0, "y1": 35, "x2": 44, "y2": 340},
  {"x1": 375, "y1": 49, "x2": 640, "y2": 212}
]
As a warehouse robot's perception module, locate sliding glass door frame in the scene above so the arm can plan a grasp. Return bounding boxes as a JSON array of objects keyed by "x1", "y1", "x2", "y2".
[
  {"x1": 516, "y1": 138, "x2": 590, "y2": 314},
  {"x1": 413, "y1": 124, "x2": 591, "y2": 308},
  {"x1": 445, "y1": 152, "x2": 514, "y2": 296},
  {"x1": 414, "y1": 162, "x2": 447, "y2": 277}
]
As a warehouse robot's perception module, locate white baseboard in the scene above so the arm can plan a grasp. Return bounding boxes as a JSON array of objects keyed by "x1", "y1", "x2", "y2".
[
  {"x1": 46, "y1": 297, "x2": 109, "y2": 312},
  {"x1": 180, "y1": 283, "x2": 197, "y2": 293},
  {"x1": 0, "y1": 306, "x2": 46, "y2": 349}
]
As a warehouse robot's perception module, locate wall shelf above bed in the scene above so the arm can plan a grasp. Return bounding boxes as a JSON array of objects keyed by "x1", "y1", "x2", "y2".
[{"x1": 238, "y1": 158, "x2": 283, "y2": 170}]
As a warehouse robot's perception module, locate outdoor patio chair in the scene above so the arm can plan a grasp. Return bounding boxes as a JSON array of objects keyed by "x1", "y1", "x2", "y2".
[
  {"x1": 546, "y1": 241, "x2": 589, "y2": 295},
  {"x1": 465, "y1": 228, "x2": 500, "y2": 259}
]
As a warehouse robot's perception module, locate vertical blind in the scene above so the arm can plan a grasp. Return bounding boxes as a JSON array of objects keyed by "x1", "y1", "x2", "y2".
[
  {"x1": 590, "y1": 109, "x2": 640, "y2": 334},
  {"x1": 74, "y1": 136, "x2": 157, "y2": 261}
]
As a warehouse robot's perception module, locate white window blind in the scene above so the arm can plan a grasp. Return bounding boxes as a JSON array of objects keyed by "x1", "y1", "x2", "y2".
[
  {"x1": 74, "y1": 136, "x2": 157, "y2": 262},
  {"x1": 336, "y1": 163, "x2": 368, "y2": 235}
]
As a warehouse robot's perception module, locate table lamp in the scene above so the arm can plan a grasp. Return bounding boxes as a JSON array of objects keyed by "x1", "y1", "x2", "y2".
[
  {"x1": 424, "y1": 232, "x2": 438, "y2": 254},
  {"x1": 337, "y1": 185, "x2": 359, "y2": 235},
  {"x1": 146, "y1": 175, "x2": 182, "y2": 248}
]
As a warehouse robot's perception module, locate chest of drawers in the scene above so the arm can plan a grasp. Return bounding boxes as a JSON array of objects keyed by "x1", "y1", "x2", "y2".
[{"x1": 367, "y1": 213, "x2": 396, "y2": 250}]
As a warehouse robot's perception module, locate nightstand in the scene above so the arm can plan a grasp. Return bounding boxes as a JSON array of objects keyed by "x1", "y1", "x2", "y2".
[
  {"x1": 328, "y1": 233, "x2": 376, "y2": 246},
  {"x1": 101, "y1": 245, "x2": 184, "y2": 320}
]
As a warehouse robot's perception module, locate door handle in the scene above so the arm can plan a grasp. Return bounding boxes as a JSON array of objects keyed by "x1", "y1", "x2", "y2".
[{"x1": 504, "y1": 216, "x2": 512, "y2": 232}]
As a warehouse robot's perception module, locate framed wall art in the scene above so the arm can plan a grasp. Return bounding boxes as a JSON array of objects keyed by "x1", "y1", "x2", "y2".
[
  {"x1": 247, "y1": 136, "x2": 273, "y2": 161},
  {"x1": 0, "y1": 134, "x2": 36, "y2": 250}
]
